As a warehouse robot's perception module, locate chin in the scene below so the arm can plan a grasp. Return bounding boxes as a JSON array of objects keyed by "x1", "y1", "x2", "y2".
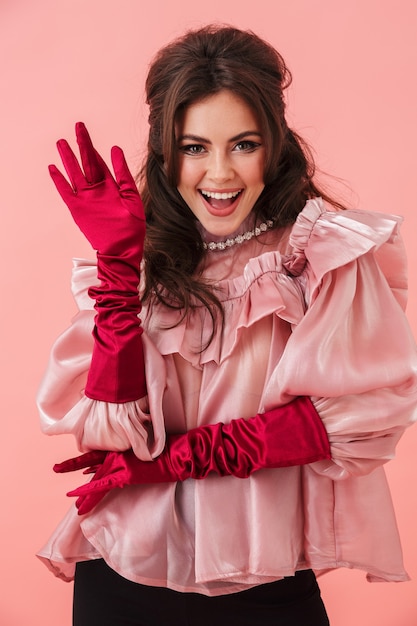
[{"x1": 201, "y1": 213, "x2": 254, "y2": 239}]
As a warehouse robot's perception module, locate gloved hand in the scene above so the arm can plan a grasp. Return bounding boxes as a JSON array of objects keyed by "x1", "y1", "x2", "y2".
[
  {"x1": 54, "y1": 396, "x2": 331, "y2": 514},
  {"x1": 49, "y1": 123, "x2": 146, "y2": 402}
]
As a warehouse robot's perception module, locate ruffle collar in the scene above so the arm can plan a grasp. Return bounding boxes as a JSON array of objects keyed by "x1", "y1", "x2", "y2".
[{"x1": 71, "y1": 198, "x2": 403, "y2": 367}]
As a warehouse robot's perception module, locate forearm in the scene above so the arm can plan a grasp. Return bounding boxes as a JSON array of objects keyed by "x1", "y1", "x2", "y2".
[
  {"x1": 37, "y1": 289, "x2": 166, "y2": 459},
  {"x1": 85, "y1": 253, "x2": 146, "y2": 403},
  {"x1": 48, "y1": 122, "x2": 148, "y2": 404},
  {"x1": 55, "y1": 396, "x2": 332, "y2": 516}
]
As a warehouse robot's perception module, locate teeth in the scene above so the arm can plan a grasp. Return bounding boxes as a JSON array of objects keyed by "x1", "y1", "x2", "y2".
[{"x1": 201, "y1": 190, "x2": 241, "y2": 200}]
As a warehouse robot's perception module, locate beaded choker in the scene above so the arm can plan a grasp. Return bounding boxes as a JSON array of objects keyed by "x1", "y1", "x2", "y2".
[{"x1": 203, "y1": 220, "x2": 274, "y2": 251}]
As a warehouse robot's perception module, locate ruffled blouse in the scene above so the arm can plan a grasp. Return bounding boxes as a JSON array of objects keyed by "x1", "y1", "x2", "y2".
[{"x1": 37, "y1": 198, "x2": 417, "y2": 594}]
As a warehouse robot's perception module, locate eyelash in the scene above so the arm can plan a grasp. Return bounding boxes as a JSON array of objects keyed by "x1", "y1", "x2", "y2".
[
  {"x1": 179, "y1": 144, "x2": 206, "y2": 155},
  {"x1": 179, "y1": 140, "x2": 261, "y2": 155},
  {"x1": 234, "y1": 140, "x2": 261, "y2": 152}
]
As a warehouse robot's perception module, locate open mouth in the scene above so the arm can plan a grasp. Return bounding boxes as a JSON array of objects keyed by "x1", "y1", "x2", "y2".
[{"x1": 199, "y1": 189, "x2": 243, "y2": 210}]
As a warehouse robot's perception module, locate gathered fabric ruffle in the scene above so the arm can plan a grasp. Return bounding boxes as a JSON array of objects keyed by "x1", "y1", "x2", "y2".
[
  {"x1": 283, "y1": 198, "x2": 406, "y2": 307},
  {"x1": 142, "y1": 198, "x2": 406, "y2": 367},
  {"x1": 143, "y1": 253, "x2": 306, "y2": 368}
]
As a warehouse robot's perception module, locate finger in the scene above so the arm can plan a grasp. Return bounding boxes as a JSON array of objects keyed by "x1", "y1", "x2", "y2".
[
  {"x1": 53, "y1": 450, "x2": 107, "y2": 473},
  {"x1": 111, "y1": 146, "x2": 136, "y2": 192},
  {"x1": 76, "y1": 492, "x2": 107, "y2": 515},
  {"x1": 75, "y1": 122, "x2": 106, "y2": 185},
  {"x1": 53, "y1": 456, "x2": 87, "y2": 473},
  {"x1": 67, "y1": 478, "x2": 114, "y2": 497},
  {"x1": 48, "y1": 164, "x2": 76, "y2": 203},
  {"x1": 111, "y1": 147, "x2": 145, "y2": 219},
  {"x1": 55, "y1": 138, "x2": 88, "y2": 191}
]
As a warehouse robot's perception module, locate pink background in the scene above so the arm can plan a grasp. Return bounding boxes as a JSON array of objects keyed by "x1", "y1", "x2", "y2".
[{"x1": 1, "y1": 0, "x2": 416, "y2": 624}]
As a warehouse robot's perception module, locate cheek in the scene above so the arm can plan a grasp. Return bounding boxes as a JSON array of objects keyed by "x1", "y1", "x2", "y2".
[
  {"x1": 241, "y1": 153, "x2": 265, "y2": 183},
  {"x1": 244, "y1": 163, "x2": 265, "y2": 187},
  {"x1": 177, "y1": 160, "x2": 200, "y2": 189}
]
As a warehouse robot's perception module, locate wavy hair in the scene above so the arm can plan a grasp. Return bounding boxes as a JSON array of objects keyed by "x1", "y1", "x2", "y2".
[{"x1": 140, "y1": 25, "x2": 342, "y2": 335}]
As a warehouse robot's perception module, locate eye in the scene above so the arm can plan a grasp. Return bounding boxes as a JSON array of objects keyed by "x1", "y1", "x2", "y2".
[
  {"x1": 178, "y1": 144, "x2": 206, "y2": 155},
  {"x1": 233, "y1": 140, "x2": 262, "y2": 152}
]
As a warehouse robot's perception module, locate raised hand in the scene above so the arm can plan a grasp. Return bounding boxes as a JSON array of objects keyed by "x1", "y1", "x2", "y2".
[
  {"x1": 49, "y1": 122, "x2": 145, "y2": 258},
  {"x1": 49, "y1": 123, "x2": 147, "y2": 403}
]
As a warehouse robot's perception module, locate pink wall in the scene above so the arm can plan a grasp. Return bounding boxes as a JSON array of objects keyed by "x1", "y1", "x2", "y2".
[{"x1": 1, "y1": 0, "x2": 416, "y2": 623}]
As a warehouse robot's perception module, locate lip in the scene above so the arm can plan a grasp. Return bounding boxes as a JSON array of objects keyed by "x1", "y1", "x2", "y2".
[{"x1": 199, "y1": 189, "x2": 243, "y2": 217}]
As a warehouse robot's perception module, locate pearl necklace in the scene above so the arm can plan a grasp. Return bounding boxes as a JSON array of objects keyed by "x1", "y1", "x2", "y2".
[{"x1": 203, "y1": 220, "x2": 274, "y2": 251}]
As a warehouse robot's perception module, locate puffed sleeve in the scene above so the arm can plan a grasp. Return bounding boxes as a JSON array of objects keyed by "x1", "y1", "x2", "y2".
[
  {"x1": 37, "y1": 259, "x2": 166, "y2": 460},
  {"x1": 264, "y1": 198, "x2": 417, "y2": 479}
]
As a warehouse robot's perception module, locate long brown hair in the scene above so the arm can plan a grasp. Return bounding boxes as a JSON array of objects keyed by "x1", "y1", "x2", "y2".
[{"x1": 140, "y1": 25, "x2": 341, "y2": 327}]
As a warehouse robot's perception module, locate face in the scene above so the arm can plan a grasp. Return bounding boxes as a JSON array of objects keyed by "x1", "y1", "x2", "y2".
[{"x1": 176, "y1": 90, "x2": 265, "y2": 237}]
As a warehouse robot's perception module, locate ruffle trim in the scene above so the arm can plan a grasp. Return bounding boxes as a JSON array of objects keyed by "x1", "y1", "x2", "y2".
[
  {"x1": 143, "y1": 256, "x2": 306, "y2": 367},
  {"x1": 283, "y1": 197, "x2": 402, "y2": 280},
  {"x1": 70, "y1": 199, "x2": 404, "y2": 367}
]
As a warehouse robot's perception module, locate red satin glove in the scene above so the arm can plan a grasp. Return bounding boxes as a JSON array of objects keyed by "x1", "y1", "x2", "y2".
[
  {"x1": 49, "y1": 123, "x2": 146, "y2": 402},
  {"x1": 54, "y1": 396, "x2": 330, "y2": 514}
]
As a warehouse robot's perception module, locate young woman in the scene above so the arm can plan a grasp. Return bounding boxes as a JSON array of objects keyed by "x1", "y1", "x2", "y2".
[{"x1": 37, "y1": 25, "x2": 417, "y2": 626}]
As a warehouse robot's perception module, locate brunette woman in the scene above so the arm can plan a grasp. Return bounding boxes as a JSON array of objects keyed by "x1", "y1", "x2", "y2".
[{"x1": 38, "y1": 25, "x2": 417, "y2": 626}]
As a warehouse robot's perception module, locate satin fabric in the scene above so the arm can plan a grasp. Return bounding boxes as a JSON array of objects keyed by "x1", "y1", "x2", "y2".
[
  {"x1": 37, "y1": 198, "x2": 417, "y2": 595},
  {"x1": 85, "y1": 252, "x2": 146, "y2": 403},
  {"x1": 50, "y1": 122, "x2": 147, "y2": 403},
  {"x1": 56, "y1": 397, "x2": 331, "y2": 515}
]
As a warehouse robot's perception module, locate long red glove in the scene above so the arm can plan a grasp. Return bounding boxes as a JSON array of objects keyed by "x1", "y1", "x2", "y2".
[
  {"x1": 49, "y1": 122, "x2": 146, "y2": 402},
  {"x1": 54, "y1": 396, "x2": 330, "y2": 514}
]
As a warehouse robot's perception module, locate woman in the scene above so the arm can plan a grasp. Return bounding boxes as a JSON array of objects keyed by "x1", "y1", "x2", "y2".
[{"x1": 38, "y1": 25, "x2": 417, "y2": 626}]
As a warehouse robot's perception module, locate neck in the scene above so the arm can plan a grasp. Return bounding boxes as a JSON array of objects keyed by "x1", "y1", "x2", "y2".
[{"x1": 201, "y1": 217, "x2": 274, "y2": 251}]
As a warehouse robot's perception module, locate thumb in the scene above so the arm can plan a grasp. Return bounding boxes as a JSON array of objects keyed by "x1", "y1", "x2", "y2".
[
  {"x1": 111, "y1": 146, "x2": 137, "y2": 193},
  {"x1": 111, "y1": 146, "x2": 145, "y2": 219}
]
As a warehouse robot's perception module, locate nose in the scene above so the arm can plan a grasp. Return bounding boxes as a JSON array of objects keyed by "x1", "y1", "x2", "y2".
[{"x1": 207, "y1": 150, "x2": 234, "y2": 184}]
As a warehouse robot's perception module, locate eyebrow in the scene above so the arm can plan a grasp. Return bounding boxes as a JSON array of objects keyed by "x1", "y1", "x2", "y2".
[{"x1": 176, "y1": 131, "x2": 262, "y2": 143}]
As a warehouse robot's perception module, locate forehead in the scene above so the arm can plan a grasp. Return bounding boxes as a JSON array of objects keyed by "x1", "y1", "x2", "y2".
[{"x1": 176, "y1": 90, "x2": 261, "y2": 138}]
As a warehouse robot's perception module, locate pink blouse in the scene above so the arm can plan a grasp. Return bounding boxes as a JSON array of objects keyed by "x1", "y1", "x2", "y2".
[{"x1": 37, "y1": 198, "x2": 417, "y2": 595}]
